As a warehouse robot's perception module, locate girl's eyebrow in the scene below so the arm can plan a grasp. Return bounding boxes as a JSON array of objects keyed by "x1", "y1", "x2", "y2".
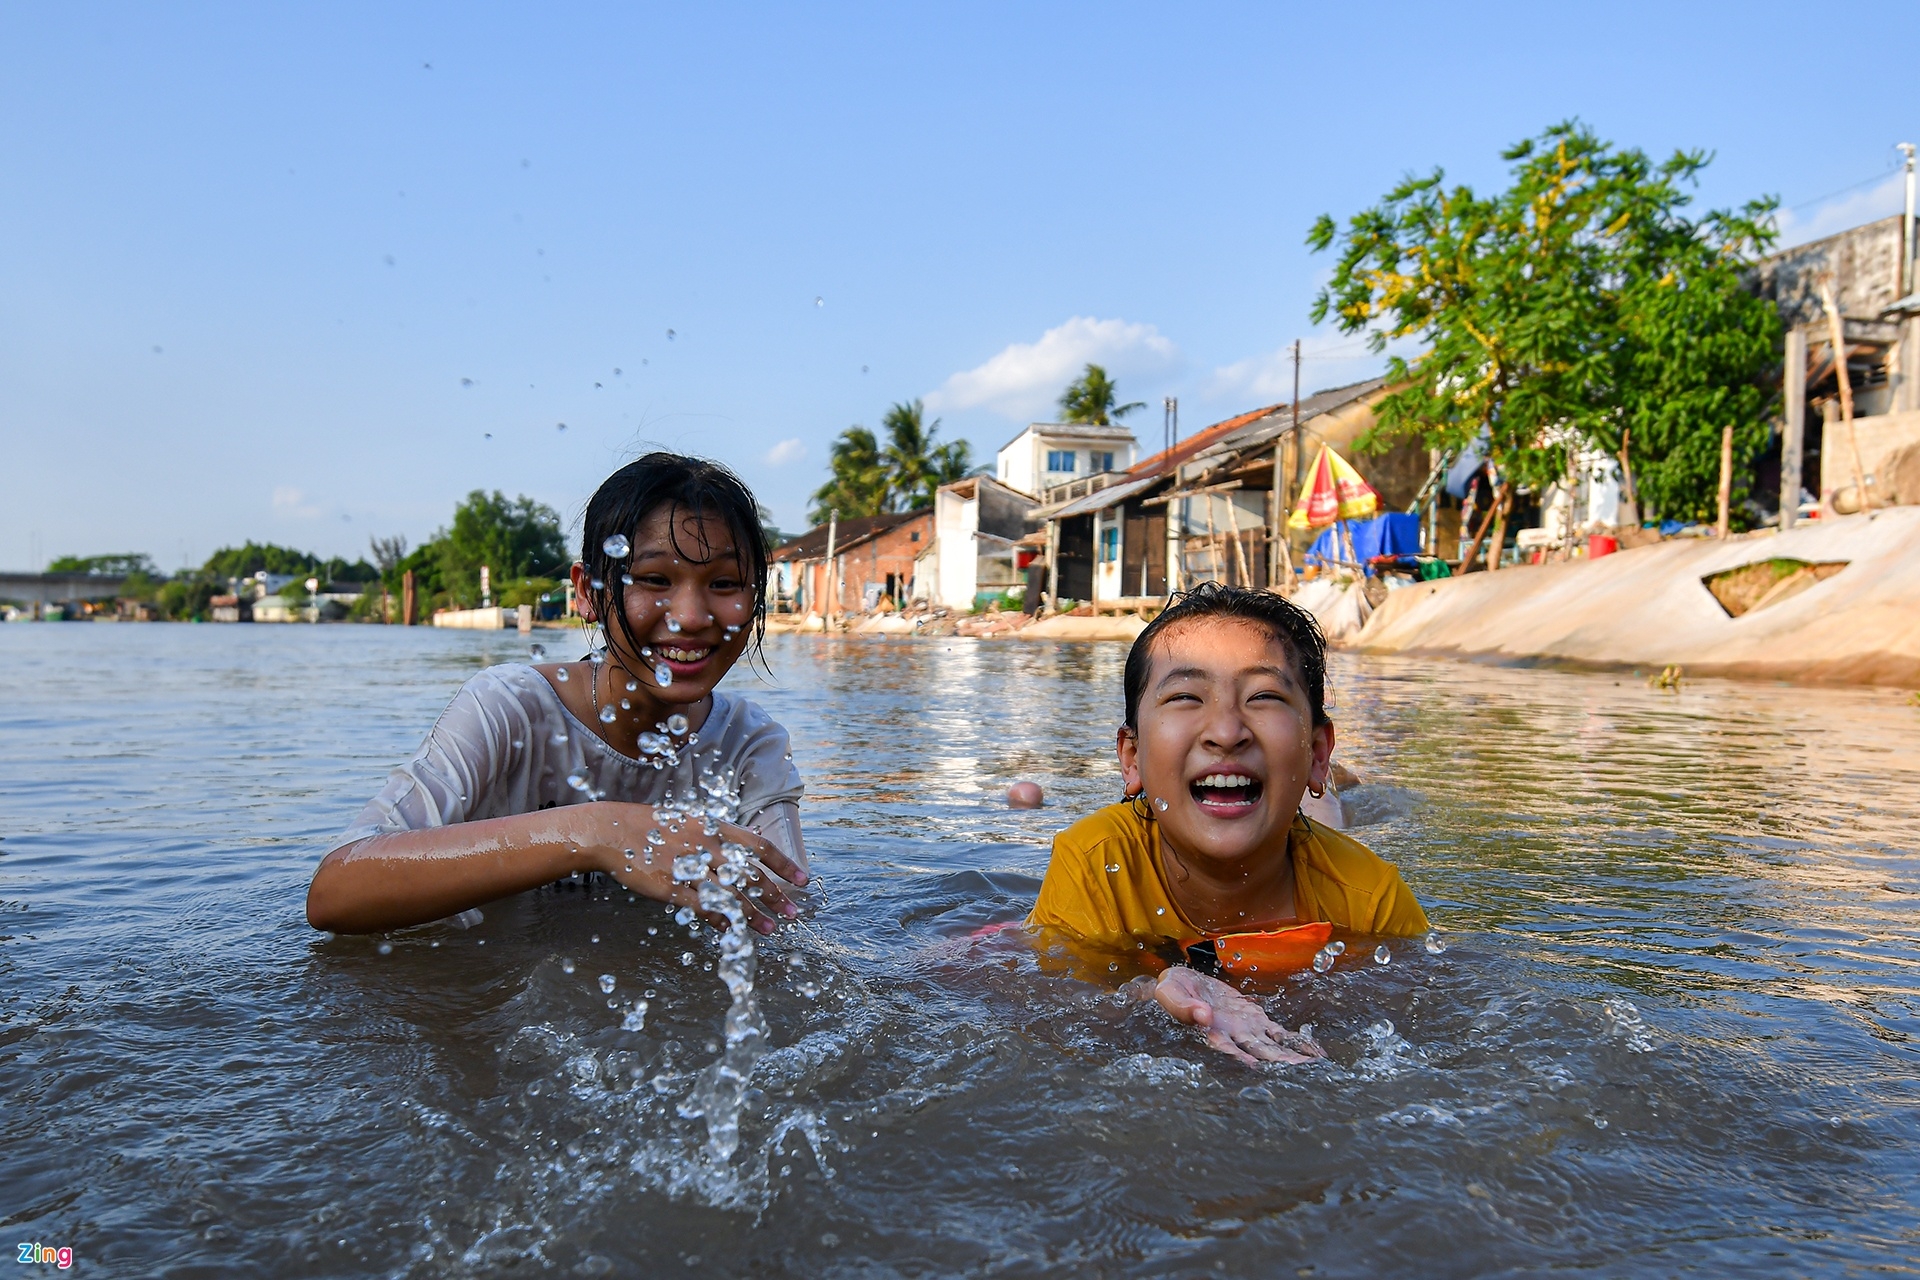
[
  {"x1": 631, "y1": 547, "x2": 741, "y2": 564},
  {"x1": 1156, "y1": 663, "x2": 1300, "y2": 689}
]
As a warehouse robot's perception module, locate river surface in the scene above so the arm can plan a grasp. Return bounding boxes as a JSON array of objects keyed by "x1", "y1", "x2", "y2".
[{"x1": 3, "y1": 624, "x2": 1918, "y2": 1277}]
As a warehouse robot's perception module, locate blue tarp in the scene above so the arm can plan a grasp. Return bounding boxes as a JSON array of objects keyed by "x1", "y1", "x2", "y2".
[{"x1": 1305, "y1": 513, "x2": 1423, "y2": 575}]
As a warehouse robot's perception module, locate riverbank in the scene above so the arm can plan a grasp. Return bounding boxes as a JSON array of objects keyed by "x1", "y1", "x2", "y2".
[{"x1": 1357, "y1": 506, "x2": 1920, "y2": 687}]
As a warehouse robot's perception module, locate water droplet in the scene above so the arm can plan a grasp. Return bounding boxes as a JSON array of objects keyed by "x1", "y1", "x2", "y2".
[
  {"x1": 376, "y1": 941, "x2": 393, "y2": 956},
  {"x1": 527, "y1": 1079, "x2": 543, "y2": 1096},
  {"x1": 1107, "y1": 961, "x2": 1119, "y2": 971},
  {"x1": 1373, "y1": 945, "x2": 1391, "y2": 966},
  {"x1": 621, "y1": 573, "x2": 633, "y2": 586},
  {"x1": 1328, "y1": 941, "x2": 1346, "y2": 956},
  {"x1": 1592, "y1": 1115, "x2": 1609, "y2": 1130},
  {"x1": 680, "y1": 951, "x2": 694, "y2": 966},
  {"x1": 589, "y1": 578, "x2": 604, "y2": 591},
  {"x1": 529, "y1": 643, "x2": 546, "y2": 660},
  {"x1": 622, "y1": 1001, "x2": 649, "y2": 1032},
  {"x1": 598, "y1": 974, "x2": 616, "y2": 994},
  {"x1": 665, "y1": 328, "x2": 675, "y2": 340},
  {"x1": 625, "y1": 679, "x2": 638, "y2": 692},
  {"x1": 666, "y1": 713, "x2": 690, "y2": 736},
  {"x1": 559, "y1": 958, "x2": 575, "y2": 974},
  {"x1": 555, "y1": 668, "x2": 570, "y2": 683},
  {"x1": 1105, "y1": 863, "x2": 1120, "y2": 874},
  {"x1": 619, "y1": 698, "x2": 631, "y2": 710},
  {"x1": 1424, "y1": 931, "x2": 1447, "y2": 955},
  {"x1": 591, "y1": 934, "x2": 600, "y2": 944},
  {"x1": 552, "y1": 731, "x2": 569, "y2": 745},
  {"x1": 675, "y1": 906, "x2": 696, "y2": 925},
  {"x1": 1312, "y1": 948, "x2": 1334, "y2": 973},
  {"x1": 666, "y1": 616, "x2": 682, "y2": 633},
  {"x1": 654, "y1": 663, "x2": 673, "y2": 687},
  {"x1": 814, "y1": 296, "x2": 823, "y2": 307},
  {"x1": 1154, "y1": 798, "x2": 1169, "y2": 812},
  {"x1": 566, "y1": 768, "x2": 593, "y2": 793},
  {"x1": 598, "y1": 705, "x2": 617, "y2": 724},
  {"x1": 602, "y1": 534, "x2": 632, "y2": 559}
]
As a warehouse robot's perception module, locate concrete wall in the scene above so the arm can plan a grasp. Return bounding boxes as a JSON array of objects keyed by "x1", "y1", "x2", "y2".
[
  {"x1": 1753, "y1": 215, "x2": 1908, "y2": 329},
  {"x1": 1822, "y1": 408, "x2": 1920, "y2": 505}
]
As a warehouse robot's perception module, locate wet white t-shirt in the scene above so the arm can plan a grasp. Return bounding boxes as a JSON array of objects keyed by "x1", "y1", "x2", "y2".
[{"x1": 331, "y1": 663, "x2": 806, "y2": 860}]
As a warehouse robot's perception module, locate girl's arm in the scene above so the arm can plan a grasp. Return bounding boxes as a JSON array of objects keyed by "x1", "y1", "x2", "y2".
[{"x1": 306, "y1": 800, "x2": 807, "y2": 935}]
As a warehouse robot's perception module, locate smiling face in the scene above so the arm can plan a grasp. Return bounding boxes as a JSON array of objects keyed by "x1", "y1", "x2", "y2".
[
  {"x1": 1117, "y1": 617, "x2": 1334, "y2": 871},
  {"x1": 571, "y1": 503, "x2": 757, "y2": 708}
]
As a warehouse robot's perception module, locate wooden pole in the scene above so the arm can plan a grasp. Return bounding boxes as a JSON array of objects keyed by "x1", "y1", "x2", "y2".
[
  {"x1": 1819, "y1": 279, "x2": 1871, "y2": 511},
  {"x1": 1456, "y1": 473, "x2": 1499, "y2": 571},
  {"x1": 401, "y1": 569, "x2": 416, "y2": 626},
  {"x1": 1225, "y1": 497, "x2": 1253, "y2": 587},
  {"x1": 1485, "y1": 486, "x2": 1512, "y2": 572},
  {"x1": 1714, "y1": 423, "x2": 1734, "y2": 539},
  {"x1": 1045, "y1": 519, "x2": 1060, "y2": 611},
  {"x1": 1268, "y1": 443, "x2": 1285, "y2": 590},
  {"x1": 1616, "y1": 427, "x2": 1640, "y2": 527},
  {"x1": 823, "y1": 513, "x2": 838, "y2": 626},
  {"x1": 1780, "y1": 328, "x2": 1806, "y2": 529}
]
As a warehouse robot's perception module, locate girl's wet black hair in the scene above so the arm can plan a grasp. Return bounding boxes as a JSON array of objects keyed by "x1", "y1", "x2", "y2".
[
  {"x1": 579, "y1": 452, "x2": 769, "y2": 671},
  {"x1": 1122, "y1": 581, "x2": 1329, "y2": 730}
]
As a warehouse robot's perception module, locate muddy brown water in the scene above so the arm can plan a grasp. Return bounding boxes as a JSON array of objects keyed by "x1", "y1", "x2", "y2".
[{"x1": 3, "y1": 625, "x2": 1918, "y2": 1276}]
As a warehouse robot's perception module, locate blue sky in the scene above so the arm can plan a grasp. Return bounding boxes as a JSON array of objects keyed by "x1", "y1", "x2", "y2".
[{"x1": 5, "y1": 2, "x2": 1916, "y2": 570}]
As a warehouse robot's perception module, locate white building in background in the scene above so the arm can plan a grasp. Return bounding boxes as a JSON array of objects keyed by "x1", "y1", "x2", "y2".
[
  {"x1": 914, "y1": 475, "x2": 1041, "y2": 611},
  {"x1": 995, "y1": 423, "x2": 1137, "y2": 497}
]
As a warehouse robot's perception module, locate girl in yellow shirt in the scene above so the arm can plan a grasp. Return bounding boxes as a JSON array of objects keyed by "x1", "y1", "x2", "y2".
[{"x1": 1027, "y1": 581, "x2": 1429, "y2": 1065}]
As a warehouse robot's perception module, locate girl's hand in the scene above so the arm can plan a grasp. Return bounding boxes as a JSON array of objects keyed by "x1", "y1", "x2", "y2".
[
  {"x1": 590, "y1": 804, "x2": 808, "y2": 936},
  {"x1": 1151, "y1": 967, "x2": 1325, "y2": 1066}
]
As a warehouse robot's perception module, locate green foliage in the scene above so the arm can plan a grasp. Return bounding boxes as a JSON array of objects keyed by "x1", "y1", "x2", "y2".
[
  {"x1": 155, "y1": 577, "x2": 221, "y2": 621},
  {"x1": 1057, "y1": 364, "x2": 1145, "y2": 426},
  {"x1": 200, "y1": 542, "x2": 321, "y2": 580},
  {"x1": 1308, "y1": 121, "x2": 1780, "y2": 516},
  {"x1": 436, "y1": 490, "x2": 568, "y2": 608},
  {"x1": 47, "y1": 553, "x2": 158, "y2": 576},
  {"x1": 809, "y1": 403, "x2": 977, "y2": 524},
  {"x1": 496, "y1": 576, "x2": 559, "y2": 608},
  {"x1": 809, "y1": 426, "x2": 890, "y2": 523}
]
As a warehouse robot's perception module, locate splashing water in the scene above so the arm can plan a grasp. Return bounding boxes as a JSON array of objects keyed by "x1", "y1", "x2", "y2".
[
  {"x1": 599, "y1": 705, "x2": 618, "y2": 724},
  {"x1": 666, "y1": 713, "x2": 689, "y2": 736},
  {"x1": 603, "y1": 534, "x2": 632, "y2": 560},
  {"x1": 655, "y1": 663, "x2": 673, "y2": 688},
  {"x1": 529, "y1": 642, "x2": 546, "y2": 660}
]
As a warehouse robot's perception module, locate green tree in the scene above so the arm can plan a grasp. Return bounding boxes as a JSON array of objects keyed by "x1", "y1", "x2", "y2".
[
  {"x1": 47, "y1": 553, "x2": 158, "y2": 576},
  {"x1": 1309, "y1": 120, "x2": 1779, "y2": 521},
  {"x1": 437, "y1": 491, "x2": 568, "y2": 608},
  {"x1": 1057, "y1": 364, "x2": 1145, "y2": 425},
  {"x1": 200, "y1": 542, "x2": 322, "y2": 581},
  {"x1": 809, "y1": 426, "x2": 890, "y2": 523},
  {"x1": 881, "y1": 399, "x2": 976, "y2": 511}
]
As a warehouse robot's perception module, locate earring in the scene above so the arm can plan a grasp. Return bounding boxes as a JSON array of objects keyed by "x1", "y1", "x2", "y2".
[{"x1": 1307, "y1": 782, "x2": 1326, "y2": 798}]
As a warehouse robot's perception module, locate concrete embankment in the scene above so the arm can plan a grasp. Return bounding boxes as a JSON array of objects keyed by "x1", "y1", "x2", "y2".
[{"x1": 1356, "y1": 507, "x2": 1920, "y2": 687}]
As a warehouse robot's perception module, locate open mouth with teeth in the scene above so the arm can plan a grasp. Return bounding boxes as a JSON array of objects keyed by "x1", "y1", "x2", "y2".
[
  {"x1": 1189, "y1": 771, "x2": 1263, "y2": 816},
  {"x1": 655, "y1": 644, "x2": 714, "y2": 673}
]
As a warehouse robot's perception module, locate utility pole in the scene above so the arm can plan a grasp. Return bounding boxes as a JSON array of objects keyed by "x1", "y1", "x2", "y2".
[
  {"x1": 1163, "y1": 396, "x2": 1178, "y2": 455},
  {"x1": 823, "y1": 512, "x2": 838, "y2": 627},
  {"x1": 1901, "y1": 143, "x2": 1916, "y2": 299},
  {"x1": 1289, "y1": 339, "x2": 1304, "y2": 492}
]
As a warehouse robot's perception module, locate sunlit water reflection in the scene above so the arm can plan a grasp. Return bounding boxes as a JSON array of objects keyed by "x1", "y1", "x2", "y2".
[{"x1": 3, "y1": 625, "x2": 1917, "y2": 1275}]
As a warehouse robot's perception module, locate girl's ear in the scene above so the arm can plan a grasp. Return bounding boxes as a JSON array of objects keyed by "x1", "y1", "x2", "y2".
[
  {"x1": 1116, "y1": 726, "x2": 1143, "y2": 798},
  {"x1": 1307, "y1": 721, "x2": 1336, "y2": 795},
  {"x1": 568, "y1": 562, "x2": 599, "y2": 622}
]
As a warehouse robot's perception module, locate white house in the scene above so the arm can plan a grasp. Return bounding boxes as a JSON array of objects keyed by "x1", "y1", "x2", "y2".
[
  {"x1": 996, "y1": 423, "x2": 1137, "y2": 497},
  {"x1": 914, "y1": 475, "x2": 1040, "y2": 611}
]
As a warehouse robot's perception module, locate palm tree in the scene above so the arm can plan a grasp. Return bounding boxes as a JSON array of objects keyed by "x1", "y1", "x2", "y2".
[
  {"x1": 808, "y1": 426, "x2": 890, "y2": 524},
  {"x1": 1057, "y1": 363, "x2": 1145, "y2": 425},
  {"x1": 881, "y1": 400, "x2": 977, "y2": 511}
]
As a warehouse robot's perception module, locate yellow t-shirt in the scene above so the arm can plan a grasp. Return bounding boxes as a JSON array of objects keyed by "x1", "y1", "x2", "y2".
[{"x1": 1027, "y1": 801, "x2": 1429, "y2": 950}]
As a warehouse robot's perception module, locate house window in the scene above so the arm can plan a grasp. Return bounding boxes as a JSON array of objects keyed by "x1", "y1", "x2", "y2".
[
  {"x1": 1099, "y1": 525, "x2": 1121, "y2": 563},
  {"x1": 1091, "y1": 451, "x2": 1116, "y2": 473},
  {"x1": 1045, "y1": 450, "x2": 1077, "y2": 473},
  {"x1": 910, "y1": 531, "x2": 920, "y2": 542}
]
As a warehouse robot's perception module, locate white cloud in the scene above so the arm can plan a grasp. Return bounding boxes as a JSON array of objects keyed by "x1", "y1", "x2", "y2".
[
  {"x1": 272, "y1": 485, "x2": 321, "y2": 518},
  {"x1": 1207, "y1": 330, "x2": 1418, "y2": 403},
  {"x1": 763, "y1": 437, "x2": 806, "y2": 466},
  {"x1": 1776, "y1": 172, "x2": 1905, "y2": 248},
  {"x1": 925, "y1": 316, "x2": 1180, "y2": 419}
]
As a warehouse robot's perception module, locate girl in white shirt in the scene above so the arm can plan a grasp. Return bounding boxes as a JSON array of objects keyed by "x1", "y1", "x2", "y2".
[{"x1": 307, "y1": 452, "x2": 809, "y2": 936}]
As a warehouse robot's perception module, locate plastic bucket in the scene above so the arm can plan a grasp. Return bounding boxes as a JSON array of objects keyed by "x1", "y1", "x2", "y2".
[{"x1": 1588, "y1": 534, "x2": 1619, "y2": 558}]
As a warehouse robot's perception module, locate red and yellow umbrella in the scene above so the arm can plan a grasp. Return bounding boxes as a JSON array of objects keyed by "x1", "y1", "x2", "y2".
[{"x1": 1287, "y1": 445, "x2": 1379, "y2": 530}]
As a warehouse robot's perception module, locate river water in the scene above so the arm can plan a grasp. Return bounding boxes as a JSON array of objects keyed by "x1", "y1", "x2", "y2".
[{"x1": 3, "y1": 624, "x2": 1918, "y2": 1276}]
